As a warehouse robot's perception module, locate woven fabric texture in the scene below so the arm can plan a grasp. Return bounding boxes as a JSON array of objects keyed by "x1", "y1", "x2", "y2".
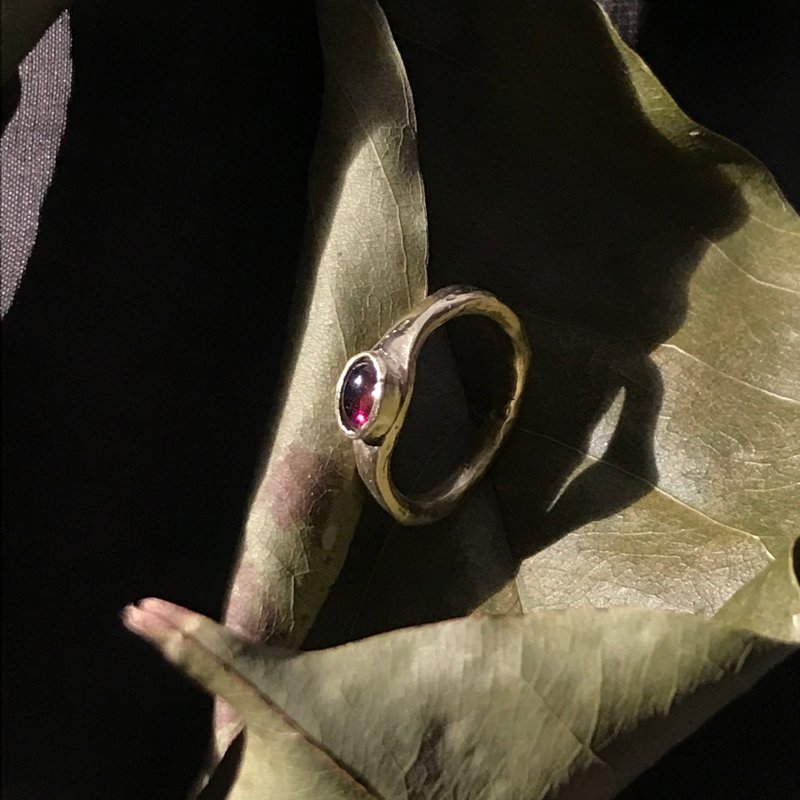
[{"x1": 1, "y1": 12, "x2": 72, "y2": 317}]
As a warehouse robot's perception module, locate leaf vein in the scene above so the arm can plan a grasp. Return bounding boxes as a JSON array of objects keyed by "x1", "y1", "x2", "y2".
[
  {"x1": 705, "y1": 237, "x2": 800, "y2": 296},
  {"x1": 517, "y1": 428, "x2": 771, "y2": 551},
  {"x1": 659, "y1": 343, "x2": 799, "y2": 405}
]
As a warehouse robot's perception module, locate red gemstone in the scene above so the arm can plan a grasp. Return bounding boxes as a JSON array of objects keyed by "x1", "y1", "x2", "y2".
[{"x1": 340, "y1": 357, "x2": 378, "y2": 431}]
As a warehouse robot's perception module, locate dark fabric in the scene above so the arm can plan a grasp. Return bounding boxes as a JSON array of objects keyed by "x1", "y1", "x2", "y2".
[
  {"x1": 2, "y1": 73, "x2": 22, "y2": 130},
  {"x1": 2, "y1": 2, "x2": 321, "y2": 798},
  {"x1": 2, "y1": 2, "x2": 798, "y2": 799},
  {"x1": 635, "y1": 0, "x2": 800, "y2": 209}
]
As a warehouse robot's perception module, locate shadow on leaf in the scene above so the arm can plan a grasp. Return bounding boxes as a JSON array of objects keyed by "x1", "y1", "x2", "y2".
[{"x1": 305, "y1": 0, "x2": 749, "y2": 648}]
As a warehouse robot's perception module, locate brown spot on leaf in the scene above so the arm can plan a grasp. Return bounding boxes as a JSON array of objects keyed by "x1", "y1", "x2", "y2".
[{"x1": 260, "y1": 446, "x2": 340, "y2": 532}]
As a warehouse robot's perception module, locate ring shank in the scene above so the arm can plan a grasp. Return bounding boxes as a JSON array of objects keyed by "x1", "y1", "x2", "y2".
[{"x1": 353, "y1": 285, "x2": 529, "y2": 525}]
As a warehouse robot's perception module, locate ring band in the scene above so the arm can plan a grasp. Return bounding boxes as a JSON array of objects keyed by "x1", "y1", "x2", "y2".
[{"x1": 335, "y1": 285, "x2": 530, "y2": 525}]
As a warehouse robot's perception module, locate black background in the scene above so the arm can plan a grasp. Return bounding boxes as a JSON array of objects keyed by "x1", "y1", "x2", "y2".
[{"x1": 2, "y1": 1, "x2": 798, "y2": 798}]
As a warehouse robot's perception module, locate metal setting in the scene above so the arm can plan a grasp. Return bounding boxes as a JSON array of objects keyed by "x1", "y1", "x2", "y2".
[
  {"x1": 335, "y1": 351, "x2": 402, "y2": 442},
  {"x1": 335, "y1": 285, "x2": 530, "y2": 526}
]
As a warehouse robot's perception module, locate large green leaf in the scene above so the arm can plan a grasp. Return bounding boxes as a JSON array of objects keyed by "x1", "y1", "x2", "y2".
[
  {"x1": 306, "y1": 0, "x2": 800, "y2": 642},
  {"x1": 126, "y1": 0, "x2": 800, "y2": 796},
  {"x1": 211, "y1": 0, "x2": 428, "y2": 763},
  {"x1": 124, "y1": 598, "x2": 795, "y2": 800}
]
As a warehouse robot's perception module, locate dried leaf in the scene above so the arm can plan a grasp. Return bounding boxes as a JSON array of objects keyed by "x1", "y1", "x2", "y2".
[
  {"x1": 212, "y1": 0, "x2": 428, "y2": 766},
  {"x1": 309, "y1": 0, "x2": 800, "y2": 642},
  {"x1": 222, "y1": 0, "x2": 427, "y2": 655},
  {"x1": 125, "y1": 599, "x2": 796, "y2": 800}
]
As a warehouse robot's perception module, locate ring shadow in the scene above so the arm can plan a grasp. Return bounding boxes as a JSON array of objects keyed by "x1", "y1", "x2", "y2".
[{"x1": 304, "y1": 0, "x2": 750, "y2": 647}]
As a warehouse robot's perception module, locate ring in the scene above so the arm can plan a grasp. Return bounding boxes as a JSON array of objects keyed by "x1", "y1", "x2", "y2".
[{"x1": 335, "y1": 285, "x2": 530, "y2": 525}]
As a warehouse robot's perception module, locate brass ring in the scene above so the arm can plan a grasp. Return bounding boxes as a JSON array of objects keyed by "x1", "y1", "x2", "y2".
[{"x1": 335, "y1": 285, "x2": 529, "y2": 525}]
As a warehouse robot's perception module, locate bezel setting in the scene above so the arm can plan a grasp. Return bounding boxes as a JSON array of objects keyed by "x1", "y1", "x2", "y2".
[{"x1": 335, "y1": 351, "x2": 401, "y2": 442}]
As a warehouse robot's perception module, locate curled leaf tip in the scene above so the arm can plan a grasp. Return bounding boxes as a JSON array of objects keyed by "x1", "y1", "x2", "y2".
[{"x1": 121, "y1": 597, "x2": 193, "y2": 642}]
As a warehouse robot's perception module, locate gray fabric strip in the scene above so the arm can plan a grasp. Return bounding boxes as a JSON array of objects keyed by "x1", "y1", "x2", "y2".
[{"x1": 1, "y1": 12, "x2": 72, "y2": 317}]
